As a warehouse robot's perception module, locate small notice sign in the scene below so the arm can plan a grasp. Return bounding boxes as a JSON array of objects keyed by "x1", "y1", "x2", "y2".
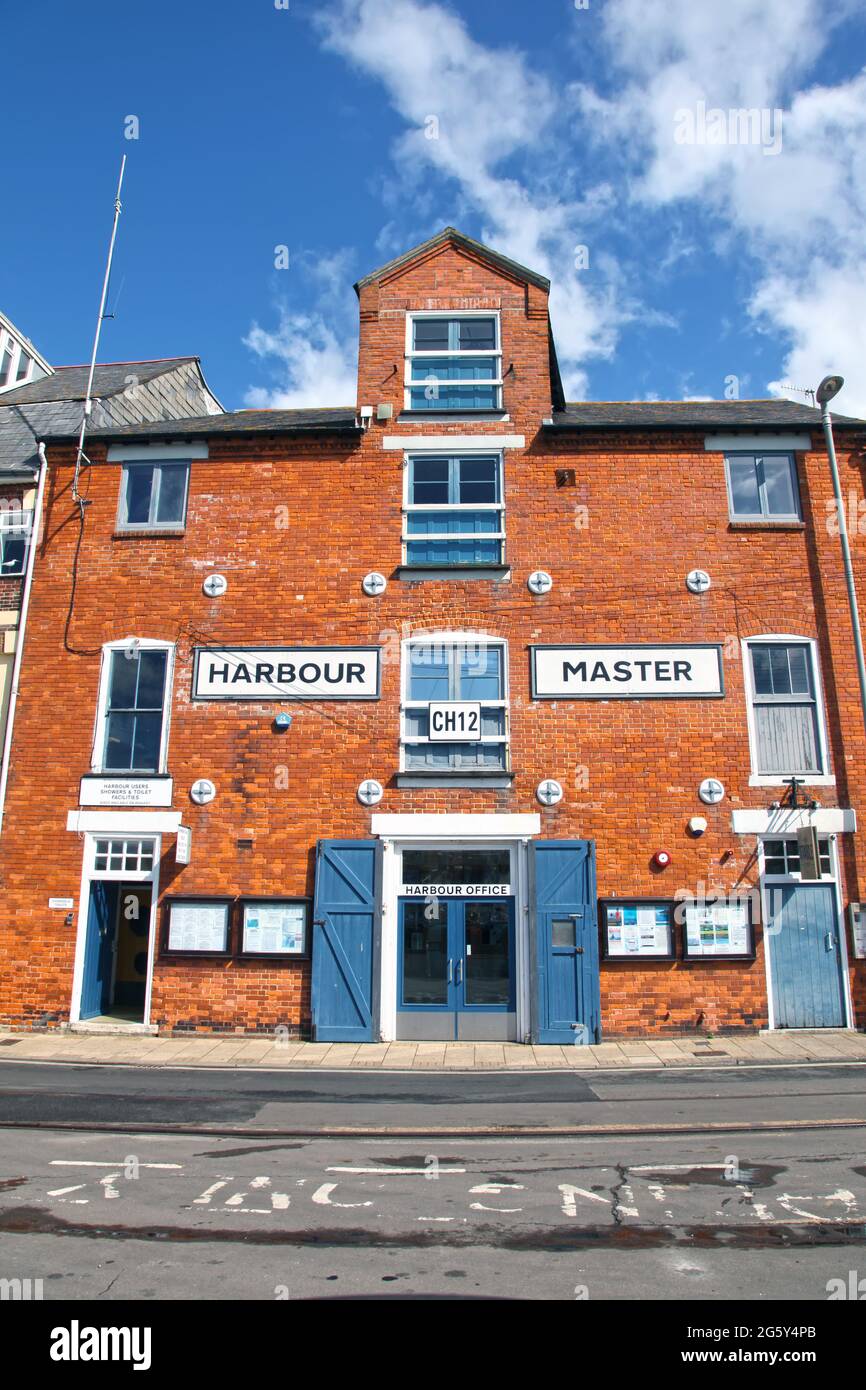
[
  {"x1": 48, "y1": 898, "x2": 74, "y2": 911},
  {"x1": 428, "y1": 702, "x2": 481, "y2": 741},
  {"x1": 176, "y1": 826, "x2": 192, "y2": 865}
]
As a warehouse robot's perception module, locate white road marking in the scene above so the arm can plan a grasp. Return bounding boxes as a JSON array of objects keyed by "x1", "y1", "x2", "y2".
[
  {"x1": 777, "y1": 1189, "x2": 858, "y2": 1223},
  {"x1": 47, "y1": 1185, "x2": 85, "y2": 1197},
  {"x1": 469, "y1": 1183, "x2": 524, "y2": 1195},
  {"x1": 558, "y1": 1183, "x2": 611, "y2": 1216},
  {"x1": 312, "y1": 1182, "x2": 372, "y2": 1209},
  {"x1": 49, "y1": 1160, "x2": 182, "y2": 1169},
  {"x1": 193, "y1": 1181, "x2": 229, "y2": 1205},
  {"x1": 100, "y1": 1174, "x2": 121, "y2": 1200}
]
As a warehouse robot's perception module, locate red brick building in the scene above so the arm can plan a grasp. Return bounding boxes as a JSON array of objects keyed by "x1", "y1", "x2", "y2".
[{"x1": 1, "y1": 227, "x2": 864, "y2": 1042}]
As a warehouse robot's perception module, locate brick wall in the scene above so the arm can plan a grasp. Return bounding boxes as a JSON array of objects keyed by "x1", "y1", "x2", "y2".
[{"x1": 0, "y1": 238, "x2": 864, "y2": 1035}]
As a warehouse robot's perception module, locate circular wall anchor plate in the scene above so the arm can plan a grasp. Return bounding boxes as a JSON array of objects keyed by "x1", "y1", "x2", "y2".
[
  {"x1": 527, "y1": 570, "x2": 553, "y2": 595},
  {"x1": 190, "y1": 778, "x2": 217, "y2": 805},
  {"x1": 203, "y1": 573, "x2": 228, "y2": 598},
  {"x1": 686, "y1": 569, "x2": 711, "y2": 594},
  {"x1": 357, "y1": 778, "x2": 384, "y2": 806},
  {"x1": 362, "y1": 572, "x2": 387, "y2": 597},
  {"x1": 536, "y1": 778, "x2": 563, "y2": 806},
  {"x1": 698, "y1": 777, "x2": 725, "y2": 805}
]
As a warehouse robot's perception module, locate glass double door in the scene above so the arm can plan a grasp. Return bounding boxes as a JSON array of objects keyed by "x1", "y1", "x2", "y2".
[{"x1": 397, "y1": 897, "x2": 516, "y2": 1041}]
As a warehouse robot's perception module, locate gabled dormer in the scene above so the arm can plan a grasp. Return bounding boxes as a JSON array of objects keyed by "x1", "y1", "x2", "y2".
[
  {"x1": 354, "y1": 227, "x2": 561, "y2": 424},
  {"x1": 0, "y1": 311, "x2": 51, "y2": 396}
]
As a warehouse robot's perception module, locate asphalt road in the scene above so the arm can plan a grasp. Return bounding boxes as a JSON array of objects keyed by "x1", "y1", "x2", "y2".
[{"x1": 0, "y1": 1060, "x2": 864, "y2": 1300}]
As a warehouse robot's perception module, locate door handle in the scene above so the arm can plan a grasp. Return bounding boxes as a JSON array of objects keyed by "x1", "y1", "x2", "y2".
[
  {"x1": 825, "y1": 932, "x2": 836, "y2": 951},
  {"x1": 447, "y1": 958, "x2": 453, "y2": 983},
  {"x1": 455, "y1": 959, "x2": 463, "y2": 986}
]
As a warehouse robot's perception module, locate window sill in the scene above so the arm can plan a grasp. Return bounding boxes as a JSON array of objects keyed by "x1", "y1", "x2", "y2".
[
  {"x1": 748, "y1": 774, "x2": 835, "y2": 787},
  {"x1": 396, "y1": 565, "x2": 510, "y2": 583},
  {"x1": 397, "y1": 770, "x2": 514, "y2": 789},
  {"x1": 397, "y1": 412, "x2": 510, "y2": 424},
  {"x1": 113, "y1": 528, "x2": 187, "y2": 540},
  {"x1": 728, "y1": 519, "x2": 805, "y2": 531}
]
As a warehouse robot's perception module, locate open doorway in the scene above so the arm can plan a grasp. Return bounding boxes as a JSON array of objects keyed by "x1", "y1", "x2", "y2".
[{"x1": 79, "y1": 880, "x2": 153, "y2": 1024}]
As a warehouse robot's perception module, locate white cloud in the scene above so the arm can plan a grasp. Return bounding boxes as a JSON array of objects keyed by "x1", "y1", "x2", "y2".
[
  {"x1": 243, "y1": 252, "x2": 358, "y2": 409},
  {"x1": 577, "y1": 0, "x2": 866, "y2": 411},
  {"x1": 317, "y1": 0, "x2": 634, "y2": 398}
]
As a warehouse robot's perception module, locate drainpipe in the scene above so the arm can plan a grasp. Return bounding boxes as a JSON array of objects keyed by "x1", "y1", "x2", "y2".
[
  {"x1": 817, "y1": 375, "x2": 866, "y2": 746},
  {"x1": 0, "y1": 440, "x2": 48, "y2": 832}
]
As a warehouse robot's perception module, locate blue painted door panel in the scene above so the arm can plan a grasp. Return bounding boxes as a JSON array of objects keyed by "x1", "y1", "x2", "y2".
[
  {"x1": 311, "y1": 840, "x2": 381, "y2": 1042},
  {"x1": 532, "y1": 841, "x2": 600, "y2": 1044},
  {"x1": 80, "y1": 881, "x2": 119, "y2": 1020},
  {"x1": 767, "y1": 883, "x2": 846, "y2": 1028}
]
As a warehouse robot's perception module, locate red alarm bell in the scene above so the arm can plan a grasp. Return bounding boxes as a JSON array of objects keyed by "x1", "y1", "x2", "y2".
[{"x1": 653, "y1": 849, "x2": 672, "y2": 868}]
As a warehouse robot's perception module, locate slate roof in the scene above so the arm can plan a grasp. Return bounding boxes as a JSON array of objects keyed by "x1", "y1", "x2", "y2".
[
  {"x1": 0, "y1": 358, "x2": 197, "y2": 406},
  {"x1": 545, "y1": 399, "x2": 866, "y2": 430},
  {"x1": 355, "y1": 226, "x2": 550, "y2": 293},
  {"x1": 48, "y1": 407, "x2": 361, "y2": 442}
]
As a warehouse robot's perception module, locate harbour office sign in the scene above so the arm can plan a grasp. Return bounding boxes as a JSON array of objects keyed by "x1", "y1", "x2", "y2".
[
  {"x1": 193, "y1": 647, "x2": 381, "y2": 700},
  {"x1": 531, "y1": 644, "x2": 724, "y2": 699}
]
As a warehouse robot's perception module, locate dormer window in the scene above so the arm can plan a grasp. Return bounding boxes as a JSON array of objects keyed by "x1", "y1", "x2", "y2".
[{"x1": 406, "y1": 313, "x2": 501, "y2": 412}]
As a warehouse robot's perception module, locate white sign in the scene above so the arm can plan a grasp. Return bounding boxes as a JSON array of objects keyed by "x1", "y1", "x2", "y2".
[
  {"x1": 175, "y1": 826, "x2": 192, "y2": 865},
  {"x1": 428, "y1": 702, "x2": 481, "y2": 741},
  {"x1": 48, "y1": 898, "x2": 74, "y2": 911},
  {"x1": 193, "y1": 647, "x2": 380, "y2": 700},
  {"x1": 401, "y1": 883, "x2": 511, "y2": 897},
  {"x1": 167, "y1": 901, "x2": 228, "y2": 953},
  {"x1": 79, "y1": 776, "x2": 173, "y2": 808},
  {"x1": 684, "y1": 903, "x2": 752, "y2": 957},
  {"x1": 532, "y1": 645, "x2": 724, "y2": 699},
  {"x1": 242, "y1": 903, "x2": 306, "y2": 955}
]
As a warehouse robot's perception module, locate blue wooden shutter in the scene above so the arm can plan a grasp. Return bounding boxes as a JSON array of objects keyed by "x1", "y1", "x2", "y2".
[
  {"x1": 531, "y1": 840, "x2": 600, "y2": 1044},
  {"x1": 311, "y1": 839, "x2": 381, "y2": 1042}
]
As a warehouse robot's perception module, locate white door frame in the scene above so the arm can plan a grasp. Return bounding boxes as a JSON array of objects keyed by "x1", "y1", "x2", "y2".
[
  {"x1": 69, "y1": 832, "x2": 162, "y2": 1025},
  {"x1": 758, "y1": 832, "x2": 854, "y2": 1030},
  {"x1": 377, "y1": 834, "x2": 532, "y2": 1042}
]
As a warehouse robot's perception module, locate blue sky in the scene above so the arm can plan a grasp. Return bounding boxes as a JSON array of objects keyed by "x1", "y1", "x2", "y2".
[{"x1": 3, "y1": 0, "x2": 866, "y2": 412}]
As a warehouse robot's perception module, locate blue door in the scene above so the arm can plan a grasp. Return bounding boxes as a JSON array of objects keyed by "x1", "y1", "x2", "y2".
[
  {"x1": 311, "y1": 840, "x2": 381, "y2": 1042},
  {"x1": 531, "y1": 840, "x2": 599, "y2": 1044},
  {"x1": 767, "y1": 882, "x2": 847, "y2": 1028},
  {"x1": 397, "y1": 898, "x2": 516, "y2": 1040},
  {"x1": 79, "y1": 881, "x2": 120, "y2": 1020}
]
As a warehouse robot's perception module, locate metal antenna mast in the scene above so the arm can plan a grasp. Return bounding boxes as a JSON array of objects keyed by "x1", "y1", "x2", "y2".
[{"x1": 72, "y1": 155, "x2": 126, "y2": 503}]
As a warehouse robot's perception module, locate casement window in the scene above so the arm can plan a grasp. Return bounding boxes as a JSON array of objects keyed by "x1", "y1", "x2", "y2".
[
  {"x1": 0, "y1": 509, "x2": 32, "y2": 576},
  {"x1": 404, "y1": 454, "x2": 504, "y2": 566},
  {"x1": 745, "y1": 639, "x2": 827, "y2": 777},
  {"x1": 0, "y1": 343, "x2": 13, "y2": 387},
  {"x1": 405, "y1": 313, "x2": 501, "y2": 412},
  {"x1": 118, "y1": 460, "x2": 190, "y2": 530},
  {"x1": 725, "y1": 452, "x2": 800, "y2": 521},
  {"x1": 402, "y1": 636, "x2": 509, "y2": 771},
  {"x1": 94, "y1": 641, "x2": 173, "y2": 773}
]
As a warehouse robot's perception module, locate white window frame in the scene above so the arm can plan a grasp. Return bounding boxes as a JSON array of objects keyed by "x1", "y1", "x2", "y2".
[
  {"x1": 400, "y1": 631, "x2": 510, "y2": 772},
  {"x1": 404, "y1": 310, "x2": 502, "y2": 414},
  {"x1": 116, "y1": 459, "x2": 191, "y2": 531},
  {"x1": 401, "y1": 450, "x2": 505, "y2": 566},
  {"x1": 91, "y1": 638, "x2": 175, "y2": 775},
  {"x1": 742, "y1": 635, "x2": 833, "y2": 786},
  {"x1": 724, "y1": 451, "x2": 801, "y2": 522},
  {"x1": 0, "y1": 508, "x2": 33, "y2": 577},
  {"x1": 0, "y1": 329, "x2": 38, "y2": 393}
]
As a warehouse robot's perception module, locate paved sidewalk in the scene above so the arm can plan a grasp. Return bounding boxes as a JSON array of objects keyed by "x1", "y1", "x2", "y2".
[{"x1": 1, "y1": 1028, "x2": 865, "y2": 1070}]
